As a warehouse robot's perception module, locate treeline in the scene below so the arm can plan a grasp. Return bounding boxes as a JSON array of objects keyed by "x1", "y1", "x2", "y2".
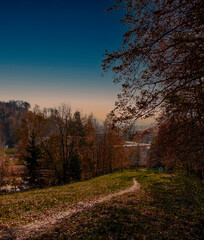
[
  {"x1": 103, "y1": 0, "x2": 204, "y2": 180},
  {"x1": 16, "y1": 104, "x2": 129, "y2": 188},
  {"x1": 0, "y1": 100, "x2": 31, "y2": 147},
  {"x1": 150, "y1": 114, "x2": 204, "y2": 179}
]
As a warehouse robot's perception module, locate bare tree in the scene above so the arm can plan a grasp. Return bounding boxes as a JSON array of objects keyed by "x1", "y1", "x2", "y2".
[
  {"x1": 48, "y1": 104, "x2": 72, "y2": 183},
  {"x1": 103, "y1": 0, "x2": 204, "y2": 124},
  {"x1": 0, "y1": 126, "x2": 7, "y2": 186}
]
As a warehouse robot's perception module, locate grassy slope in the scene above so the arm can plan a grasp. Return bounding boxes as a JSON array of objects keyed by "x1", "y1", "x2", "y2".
[
  {"x1": 1, "y1": 169, "x2": 203, "y2": 239},
  {"x1": 0, "y1": 170, "x2": 139, "y2": 230},
  {"x1": 33, "y1": 170, "x2": 204, "y2": 240}
]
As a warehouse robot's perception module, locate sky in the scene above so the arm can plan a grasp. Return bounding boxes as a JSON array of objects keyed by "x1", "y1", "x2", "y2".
[{"x1": 0, "y1": 0, "x2": 152, "y2": 125}]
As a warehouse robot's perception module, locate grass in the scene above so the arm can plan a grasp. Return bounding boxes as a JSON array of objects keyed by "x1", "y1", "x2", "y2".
[
  {"x1": 32, "y1": 170, "x2": 203, "y2": 240},
  {"x1": 0, "y1": 170, "x2": 141, "y2": 229},
  {"x1": 1, "y1": 169, "x2": 203, "y2": 239}
]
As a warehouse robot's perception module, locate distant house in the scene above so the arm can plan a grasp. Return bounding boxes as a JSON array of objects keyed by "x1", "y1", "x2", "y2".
[{"x1": 124, "y1": 141, "x2": 151, "y2": 167}]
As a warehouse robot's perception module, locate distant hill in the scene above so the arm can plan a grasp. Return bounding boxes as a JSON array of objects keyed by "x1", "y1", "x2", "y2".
[{"x1": 0, "y1": 100, "x2": 30, "y2": 147}]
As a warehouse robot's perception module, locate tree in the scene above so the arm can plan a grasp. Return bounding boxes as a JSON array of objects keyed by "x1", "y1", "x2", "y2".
[
  {"x1": 69, "y1": 111, "x2": 84, "y2": 181},
  {"x1": 0, "y1": 100, "x2": 30, "y2": 147},
  {"x1": 0, "y1": 127, "x2": 8, "y2": 186},
  {"x1": 0, "y1": 124, "x2": 5, "y2": 149},
  {"x1": 17, "y1": 109, "x2": 47, "y2": 187},
  {"x1": 23, "y1": 130, "x2": 42, "y2": 187},
  {"x1": 103, "y1": 0, "x2": 204, "y2": 123},
  {"x1": 135, "y1": 144, "x2": 141, "y2": 170},
  {"x1": 48, "y1": 105, "x2": 72, "y2": 184},
  {"x1": 101, "y1": 114, "x2": 127, "y2": 173},
  {"x1": 150, "y1": 116, "x2": 204, "y2": 178},
  {"x1": 103, "y1": 0, "x2": 204, "y2": 178},
  {"x1": 70, "y1": 150, "x2": 82, "y2": 181},
  {"x1": 41, "y1": 133, "x2": 63, "y2": 185}
]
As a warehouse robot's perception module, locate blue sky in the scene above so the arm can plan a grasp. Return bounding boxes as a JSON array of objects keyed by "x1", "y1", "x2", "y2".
[
  {"x1": 0, "y1": 0, "x2": 127, "y2": 120},
  {"x1": 0, "y1": 0, "x2": 153, "y2": 125}
]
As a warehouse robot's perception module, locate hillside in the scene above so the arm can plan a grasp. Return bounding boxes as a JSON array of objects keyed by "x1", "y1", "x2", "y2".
[
  {"x1": 0, "y1": 169, "x2": 203, "y2": 240},
  {"x1": 0, "y1": 101, "x2": 30, "y2": 147}
]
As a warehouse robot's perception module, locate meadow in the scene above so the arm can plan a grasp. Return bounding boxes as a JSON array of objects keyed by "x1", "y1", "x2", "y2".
[{"x1": 0, "y1": 169, "x2": 203, "y2": 240}]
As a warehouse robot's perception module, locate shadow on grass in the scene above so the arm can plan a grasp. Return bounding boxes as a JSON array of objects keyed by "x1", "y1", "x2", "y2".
[{"x1": 33, "y1": 173, "x2": 204, "y2": 240}]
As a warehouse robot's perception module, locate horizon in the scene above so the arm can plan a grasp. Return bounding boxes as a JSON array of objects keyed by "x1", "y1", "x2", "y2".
[{"x1": 0, "y1": 99, "x2": 154, "y2": 127}]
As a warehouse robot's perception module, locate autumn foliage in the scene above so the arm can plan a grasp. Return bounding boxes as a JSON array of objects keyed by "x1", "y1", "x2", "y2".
[
  {"x1": 103, "y1": 0, "x2": 204, "y2": 178},
  {"x1": 16, "y1": 105, "x2": 128, "y2": 187}
]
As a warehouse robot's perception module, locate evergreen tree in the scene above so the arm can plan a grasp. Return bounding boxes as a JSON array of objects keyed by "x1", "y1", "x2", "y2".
[
  {"x1": 24, "y1": 130, "x2": 42, "y2": 187},
  {"x1": 70, "y1": 150, "x2": 82, "y2": 181}
]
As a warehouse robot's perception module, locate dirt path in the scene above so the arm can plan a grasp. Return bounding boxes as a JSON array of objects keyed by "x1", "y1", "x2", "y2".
[{"x1": 0, "y1": 179, "x2": 140, "y2": 240}]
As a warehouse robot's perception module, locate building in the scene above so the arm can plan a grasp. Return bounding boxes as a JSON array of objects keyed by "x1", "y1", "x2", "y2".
[{"x1": 125, "y1": 141, "x2": 151, "y2": 167}]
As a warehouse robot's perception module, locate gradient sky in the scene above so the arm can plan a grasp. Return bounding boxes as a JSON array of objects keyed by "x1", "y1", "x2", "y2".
[{"x1": 0, "y1": 0, "x2": 152, "y2": 125}]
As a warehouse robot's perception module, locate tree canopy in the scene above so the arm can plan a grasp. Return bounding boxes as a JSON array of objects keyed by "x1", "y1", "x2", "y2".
[
  {"x1": 0, "y1": 100, "x2": 30, "y2": 147},
  {"x1": 103, "y1": 0, "x2": 204, "y2": 123}
]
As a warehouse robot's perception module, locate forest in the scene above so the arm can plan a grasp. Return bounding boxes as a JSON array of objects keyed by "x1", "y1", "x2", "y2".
[
  {"x1": 0, "y1": 100, "x2": 132, "y2": 188},
  {"x1": 103, "y1": 0, "x2": 204, "y2": 179}
]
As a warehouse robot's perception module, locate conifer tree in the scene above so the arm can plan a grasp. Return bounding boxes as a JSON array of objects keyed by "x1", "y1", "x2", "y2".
[{"x1": 23, "y1": 130, "x2": 42, "y2": 187}]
